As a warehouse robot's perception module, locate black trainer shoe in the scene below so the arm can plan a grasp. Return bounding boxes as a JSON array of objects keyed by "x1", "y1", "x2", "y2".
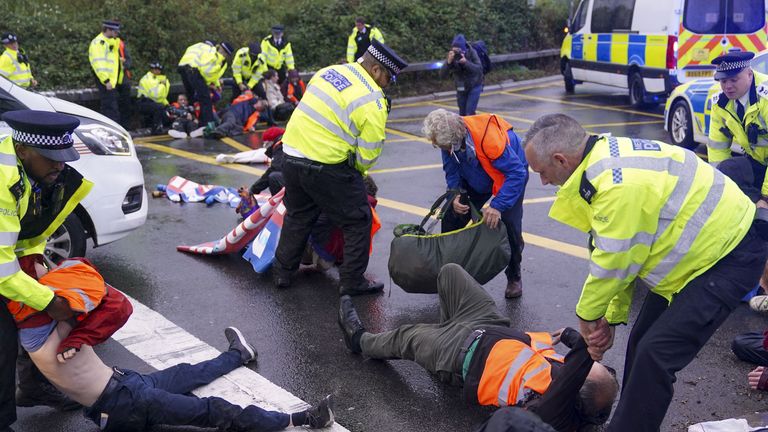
[
  {"x1": 272, "y1": 268, "x2": 291, "y2": 289},
  {"x1": 225, "y1": 327, "x2": 258, "y2": 364},
  {"x1": 338, "y1": 295, "x2": 365, "y2": 353},
  {"x1": 339, "y1": 279, "x2": 384, "y2": 297},
  {"x1": 307, "y1": 394, "x2": 335, "y2": 429},
  {"x1": 16, "y1": 382, "x2": 82, "y2": 411}
]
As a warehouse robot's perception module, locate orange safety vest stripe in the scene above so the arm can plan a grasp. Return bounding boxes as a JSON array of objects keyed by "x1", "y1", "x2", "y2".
[
  {"x1": 477, "y1": 333, "x2": 564, "y2": 406},
  {"x1": 369, "y1": 206, "x2": 381, "y2": 255},
  {"x1": 462, "y1": 114, "x2": 514, "y2": 196},
  {"x1": 287, "y1": 81, "x2": 306, "y2": 104}
]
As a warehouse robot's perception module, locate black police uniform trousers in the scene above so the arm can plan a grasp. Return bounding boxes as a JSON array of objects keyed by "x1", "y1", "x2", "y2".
[
  {"x1": 136, "y1": 97, "x2": 166, "y2": 132},
  {"x1": 607, "y1": 225, "x2": 767, "y2": 432},
  {"x1": 95, "y1": 77, "x2": 131, "y2": 129},
  {"x1": 717, "y1": 155, "x2": 766, "y2": 202},
  {"x1": 178, "y1": 65, "x2": 214, "y2": 126},
  {"x1": 0, "y1": 305, "x2": 17, "y2": 428},
  {"x1": 275, "y1": 155, "x2": 372, "y2": 288}
]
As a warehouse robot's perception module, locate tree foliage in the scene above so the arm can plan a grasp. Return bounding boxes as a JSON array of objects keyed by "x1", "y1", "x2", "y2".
[{"x1": 4, "y1": 0, "x2": 568, "y2": 89}]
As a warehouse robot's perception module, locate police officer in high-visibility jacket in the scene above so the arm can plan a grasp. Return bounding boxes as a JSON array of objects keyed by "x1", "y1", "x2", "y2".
[
  {"x1": 346, "y1": 17, "x2": 385, "y2": 63},
  {"x1": 0, "y1": 33, "x2": 37, "y2": 89},
  {"x1": 261, "y1": 25, "x2": 295, "y2": 83},
  {"x1": 524, "y1": 113, "x2": 768, "y2": 431},
  {"x1": 88, "y1": 20, "x2": 130, "y2": 127},
  {"x1": 136, "y1": 62, "x2": 170, "y2": 135},
  {"x1": 178, "y1": 41, "x2": 234, "y2": 135},
  {"x1": 231, "y1": 43, "x2": 268, "y2": 100},
  {"x1": 273, "y1": 40, "x2": 407, "y2": 296},
  {"x1": 0, "y1": 111, "x2": 94, "y2": 429},
  {"x1": 707, "y1": 51, "x2": 768, "y2": 205}
]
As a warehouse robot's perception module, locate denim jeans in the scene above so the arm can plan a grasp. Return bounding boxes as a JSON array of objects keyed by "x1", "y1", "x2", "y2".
[
  {"x1": 456, "y1": 84, "x2": 483, "y2": 116},
  {"x1": 85, "y1": 350, "x2": 290, "y2": 432}
]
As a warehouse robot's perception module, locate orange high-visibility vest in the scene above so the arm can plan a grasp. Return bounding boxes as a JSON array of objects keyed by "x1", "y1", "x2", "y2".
[
  {"x1": 477, "y1": 332, "x2": 565, "y2": 407},
  {"x1": 462, "y1": 114, "x2": 514, "y2": 196},
  {"x1": 6, "y1": 260, "x2": 106, "y2": 324},
  {"x1": 286, "y1": 80, "x2": 306, "y2": 104},
  {"x1": 369, "y1": 206, "x2": 381, "y2": 254}
]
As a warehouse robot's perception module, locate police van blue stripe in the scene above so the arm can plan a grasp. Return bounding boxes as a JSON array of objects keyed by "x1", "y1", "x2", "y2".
[
  {"x1": 628, "y1": 35, "x2": 646, "y2": 66},
  {"x1": 572, "y1": 34, "x2": 584, "y2": 60},
  {"x1": 597, "y1": 34, "x2": 611, "y2": 62}
]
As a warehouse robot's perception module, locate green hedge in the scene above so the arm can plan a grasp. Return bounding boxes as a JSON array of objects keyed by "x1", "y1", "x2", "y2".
[{"x1": 4, "y1": 0, "x2": 568, "y2": 90}]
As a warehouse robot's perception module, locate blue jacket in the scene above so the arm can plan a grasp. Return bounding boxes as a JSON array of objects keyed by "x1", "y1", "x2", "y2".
[{"x1": 441, "y1": 130, "x2": 528, "y2": 212}]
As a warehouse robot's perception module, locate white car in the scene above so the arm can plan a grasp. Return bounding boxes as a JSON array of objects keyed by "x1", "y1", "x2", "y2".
[{"x1": 0, "y1": 75, "x2": 148, "y2": 265}]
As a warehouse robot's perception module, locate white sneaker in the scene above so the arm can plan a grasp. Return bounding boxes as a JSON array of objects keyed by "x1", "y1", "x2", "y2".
[
  {"x1": 750, "y1": 295, "x2": 768, "y2": 313},
  {"x1": 189, "y1": 127, "x2": 205, "y2": 138},
  {"x1": 168, "y1": 129, "x2": 188, "y2": 139}
]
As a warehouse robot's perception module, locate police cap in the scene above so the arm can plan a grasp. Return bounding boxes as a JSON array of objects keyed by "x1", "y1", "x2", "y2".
[
  {"x1": 1, "y1": 33, "x2": 17, "y2": 44},
  {"x1": 2, "y1": 110, "x2": 81, "y2": 162},
  {"x1": 248, "y1": 42, "x2": 261, "y2": 57},
  {"x1": 149, "y1": 61, "x2": 163, "y2": 70},
  {"x1": 271, "y1": 24, "x2": 285, "y2": 33},
  {"x1": 220, "y1": 42, "x2": 234, "y2": 56},
  {"x1": 712, "y1": 51, "x2": 755, "y2": 81},
  {"x1": 367, "y1": 40, "x2": 408, "y2": 78},
  {"x1": 102, "y1": 20, "x2": 121, "y2": 31}
]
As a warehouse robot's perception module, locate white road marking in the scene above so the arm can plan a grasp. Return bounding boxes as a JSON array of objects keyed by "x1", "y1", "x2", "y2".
[{"x1": 112, "y1": 294, "x2": 349, "y2": 431}]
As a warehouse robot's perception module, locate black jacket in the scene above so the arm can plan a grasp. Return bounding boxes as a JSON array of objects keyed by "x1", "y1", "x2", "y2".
[{"x1": 441, "y1": 45, "x2": 484, "y2": 91}]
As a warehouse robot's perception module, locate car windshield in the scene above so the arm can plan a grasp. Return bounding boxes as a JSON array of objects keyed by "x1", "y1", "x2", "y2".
[
  {"x1": 684, "y1": 0, "x2": 765, "y2": 34},
  {"x1": 753, "y1": 53, "x2": 768, "y2": 74},
  {"x1": 0, "y1": 87, "x2": 28, "y2": 117}
]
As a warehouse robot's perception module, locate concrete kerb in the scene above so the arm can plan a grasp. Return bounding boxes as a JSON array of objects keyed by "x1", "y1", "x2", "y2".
[{"x1": 392, "y1": 75, "x2": 562, "y2": 105}]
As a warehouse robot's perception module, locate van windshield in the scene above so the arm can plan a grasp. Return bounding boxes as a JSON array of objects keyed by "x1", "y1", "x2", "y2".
[{"x1": 684, "y1": 0, "x2": 765, "y2": 34}]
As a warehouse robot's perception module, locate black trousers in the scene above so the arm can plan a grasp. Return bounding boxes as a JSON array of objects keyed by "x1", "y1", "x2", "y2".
[
  {"x1": 607, "y1": 226, "x2": 767, "y2": 432},
  {"x1": 136, "y1": 97, "x2": 166, "y2": 131},
  {"x1": 178, "y1": 66, "x2": 213, "y2": 125},
  {"x1": 0, "y1": 306, "x2": 17, "y2": 428},
  {"x1": 732, "y1": 331, "x2": 768, "y2": 366},
  {"x1": 718, "y1": 156, "x2": 767, "y2": 202},
  {"x1": 441, "y1": 184, "x2": 526, "y2": 282},
  {"x1": 116, "y1": 81, "x2": 131, "y2": 129},
  {"x1": 275, "y1": 156, "x2": 372, "y2": 287}
]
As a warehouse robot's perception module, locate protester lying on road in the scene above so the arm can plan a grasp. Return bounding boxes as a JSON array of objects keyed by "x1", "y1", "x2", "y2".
[
  {"x1": 210, "y1": 93, "x2": 268, "y2": 139},
  {"x1": 338, "y1": 263, "x2": 618, "y2": 432}
]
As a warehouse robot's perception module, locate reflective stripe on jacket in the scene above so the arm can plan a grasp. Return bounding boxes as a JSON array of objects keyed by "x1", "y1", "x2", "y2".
[
  {"x1": 0, "y1": 136, "x2": 93, "y2": 310},
  {"x1": 88, "y1": 32, "x2": 122, "y2": 85},
  {"x1": 281, "y1": 63, "x2": 387, "y2": 173},
  {"x1": 0, "y1": 48, "x2": 33, "y2": 87},
  {"x1": 346, "y1": 25, "x2": 385, "y2": 63},
  {"x1": 137, "y1": 71, "x2": 169, "y2": 105},
  {"x1": 708, "y1": 71, "x2": 768, "y2": 195},
  {"x1": 260, "y1": 36, "x2": 295, "y2": 70},
  {"x1": 196, "y1": 50, "x2": 228, "y2": 86},
  {"x1": 477, "y1": 332, "x2": 564, "y2": 407},
  {"x1": 550, "y1": 136, "x2": 755, "y2": 324},
  {"x1": 232, "y1": 47, "x2": 268, "y2": 88}
]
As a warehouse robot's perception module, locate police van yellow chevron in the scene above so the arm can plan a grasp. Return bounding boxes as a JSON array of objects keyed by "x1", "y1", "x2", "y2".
[{"x1": 549, "y1": 135, "x2": 755, "y2": 324}]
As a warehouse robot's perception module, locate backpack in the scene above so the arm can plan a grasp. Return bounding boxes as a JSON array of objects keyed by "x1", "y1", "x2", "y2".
[{"x1": 472, "y1": 40, "x2": 492, "y2": 75}]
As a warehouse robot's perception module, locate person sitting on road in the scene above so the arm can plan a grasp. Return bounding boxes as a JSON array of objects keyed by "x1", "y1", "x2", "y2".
[
  {"x1": 281, "y1": 69, "x2": 306, "y2": 106},
  {"x1": 209, "y1": 92, "x2": 267, "y2": 139},
  {"x1": 167, "y1": 94, "x2": 200, "y2": 139},
  {"x1": 423, "y1": 109, "x2": 528, "y2": 299},
  {"x1": 338, "y1": 263, "x2": 618, "y2": 432},
  {"x1": 135, "y1": 62, "x2": 170, "y2": 136}
]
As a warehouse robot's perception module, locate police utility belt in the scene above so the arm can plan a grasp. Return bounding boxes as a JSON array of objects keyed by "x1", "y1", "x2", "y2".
[{"x1": 285, "y1": 153, "x2": 357, "y2": 171}]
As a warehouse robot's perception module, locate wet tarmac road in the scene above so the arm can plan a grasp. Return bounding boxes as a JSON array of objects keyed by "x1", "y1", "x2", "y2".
[{"x1": 14, "y1": 77, "x2": 768, "y2": 431}]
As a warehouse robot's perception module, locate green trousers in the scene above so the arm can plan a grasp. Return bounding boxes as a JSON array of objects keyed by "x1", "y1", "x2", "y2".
[{"x1": 360, "y1": 263, "x2": 510, "y2": 385}]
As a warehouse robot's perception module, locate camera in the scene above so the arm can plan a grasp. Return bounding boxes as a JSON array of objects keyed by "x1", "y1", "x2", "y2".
[
  {"x1": 166, "y1": 105, "x2": 192, "y2": 119},
  {"x1": 452, "y1": 48, "x2": 464, "y2": 59}
]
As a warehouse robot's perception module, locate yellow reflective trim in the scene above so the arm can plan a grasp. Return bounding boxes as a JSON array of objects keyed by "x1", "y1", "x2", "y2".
[{"x1": 611, "y1": 34, "x2": 628, "y2": 65}]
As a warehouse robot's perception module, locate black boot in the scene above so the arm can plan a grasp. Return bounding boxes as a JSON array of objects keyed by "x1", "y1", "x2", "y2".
[
  {"x1": 306, "y1": 395, "x2": 335, "y2": 428},
  {"x1": 338, "y1": 295, "x2": 365, "y2": 353},
  {"x1": 339, "y1": 278, "x2": 383, "y2": 297}
]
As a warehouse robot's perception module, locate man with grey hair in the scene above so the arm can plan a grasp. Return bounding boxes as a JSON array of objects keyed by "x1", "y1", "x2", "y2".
[
  {"x1": 524, "y1": 113, "x2": 767, "y2": 431},
  {"x1": 422, "y1": 109, "x2": 528, "y2": 298}
]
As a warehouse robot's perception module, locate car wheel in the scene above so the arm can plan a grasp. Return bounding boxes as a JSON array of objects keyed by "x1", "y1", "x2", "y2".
[
  {"x1": 563, "y1": 61, "x2": 575, "y2": 94},
  {"x1": 628, "y1": 72, "x2": 648, "y2": 108},
  {"x1": 668, "y1": 100, "x2": 697, "y2": 150},
  {"x1": 44, "y1": 214, "x2": 87, "y2": 267}
]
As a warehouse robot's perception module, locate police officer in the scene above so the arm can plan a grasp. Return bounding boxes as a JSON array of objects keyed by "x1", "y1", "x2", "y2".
[
  {"x1": 136, "y1": 62, "x2": 170, "y2": 135},
  {"x1": 261, "y1": 25, "x2": 295, "y2": 83},
  {"x1": 346, "y1": 17, "x2": 385, "y2": 63},
  {"x1": 178, "y1": 41, "x2": 234, "y2": 135},
  {"x1": 0, "y1": 33, "x2": 36, "y2": 88},
  {"x1": 273, "y1": 40, "x2": 407, "y2": 296},
  {"x1": 231, "y1": 43, "x2": 268, "y2": 99},
  {"x1": 88, "y1": 20, "x2": 130, "y2": 127},
  {"x1": 707, "y1": 51, "x2": 768, "y2": 205},
  {"x1": 0, "y1": 111, "x2": 94, "y2": 431},
  {"x1": 524, "y1": 113, "x2": 767, "y2": 431}
]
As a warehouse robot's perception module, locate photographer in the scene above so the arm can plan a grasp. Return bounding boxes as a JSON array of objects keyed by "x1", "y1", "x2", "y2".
[
  {"x1": 167, "y1": 94, "x2": 199, "y2": 139},
  {"x1": 441, "y1": 34, "x2": 483, "y2": 116}
]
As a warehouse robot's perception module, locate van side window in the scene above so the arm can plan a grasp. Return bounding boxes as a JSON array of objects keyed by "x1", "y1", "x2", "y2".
[
  {"x1": 591, "y1": 0, "x2": 636, "y2": 33},
  {"x1": 571, "y1": 0, "x2": 589, "y2": 33}
]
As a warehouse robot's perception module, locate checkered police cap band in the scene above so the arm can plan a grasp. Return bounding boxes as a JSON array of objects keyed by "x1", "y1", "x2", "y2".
[
  {"x1": 367, "y1": 44, "x2": 402, "y2": 76},
  {"x1": 717, "y1": 60, "x2": 751, "y2": 72},
  {"x1": 12, "y1": 129, "x2": 74, "y2": 149}
]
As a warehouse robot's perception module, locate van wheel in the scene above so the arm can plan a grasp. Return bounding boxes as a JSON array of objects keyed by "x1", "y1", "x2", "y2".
[
  {"x1": 628, "y1": 73, "x2": 648, "y2": 108},
  {"x1": 44, "y1": 214, "x2": 87, "y2": 267},
  {"x1": 563, "y1": 61, "x2": 575, "y2": 94},
  {"x1": 668, "y1": 100, "x2": 696, "y2": 150}
]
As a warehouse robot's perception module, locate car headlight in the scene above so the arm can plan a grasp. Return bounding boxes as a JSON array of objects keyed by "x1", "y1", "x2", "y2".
[{"x1": 75, "y1": 124, "x2": 131, "y2": 156}]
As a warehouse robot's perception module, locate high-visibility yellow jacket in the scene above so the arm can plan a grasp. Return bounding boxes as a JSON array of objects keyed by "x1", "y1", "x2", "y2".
[
  {"x1": 0, "y1": 48, "x2": 34, "y2": 88},
  {"x1": 232, "y1": 47, "x2": 268, "y2": 89},
  {"x1": 88, "y1": 33, "x2": 123, "y2": 85},
  {"x1": 260, "y1": 36, "x2": 295, "y2": 70},
  {"x1": 708, "y1": 71, "x2": 768, "y2": 196},
  {"x1": 0, "y1": 136, "x2": 93, "y2": 311},
  {"x1": 346, "y1": 25, "x2": 384, "y2": 63},
  {"x1": 281, "y1": 63, "x2": 388, "y2": 173},
  {"x1": 550, "y1": 136, "x2": 754, "y2": 324},
  {"x1": 137, "y1": 71, "x2": 170, "y2": 105},
  {"x1": 178, "y1": 42, "x2": 212, "y2": 68}
]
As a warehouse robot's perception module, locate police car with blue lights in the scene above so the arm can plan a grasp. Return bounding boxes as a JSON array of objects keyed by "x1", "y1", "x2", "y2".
[
  {"x1": 0, "y1": 75, "x2": 147, "y2": 265},
  {"x1": 664, "y1": 50, "x2": 768, "y2": 150}
]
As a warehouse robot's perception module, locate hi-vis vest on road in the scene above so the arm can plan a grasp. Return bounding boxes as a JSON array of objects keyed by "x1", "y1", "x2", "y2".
[
  {"x1": 477, "y1": 332, "x2": 564, "y2": 407},
  {"x1": 281, "y1": 63, "x2": 388, "y2": 173},
  {"x1": 0, "y1": 136, "x2": 92, "y2": 312},
  {"x1": 549, "y1": 136, "x2": 754, "y2": 324},
  {"x1": 0, "y1": 48, "x2": 33, "y2": 88},
  {"x1": 708, "y1": 71, "x2": 768, "y2": 194},
  {"x1": 88, "y1": 33, "x2": 123, "y2": 85},
  {"x1": 463, "y1": 114, "x2": 515, "y2": 195}
]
